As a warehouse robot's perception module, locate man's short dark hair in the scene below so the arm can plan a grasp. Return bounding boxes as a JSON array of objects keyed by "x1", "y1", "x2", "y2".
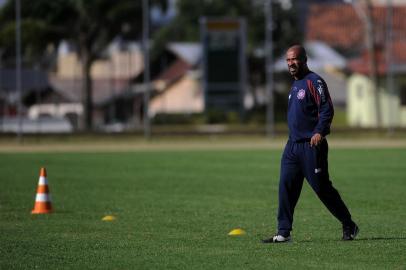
[{"x1": 288, "y1": 45, "x2": 307, "y2": 62}]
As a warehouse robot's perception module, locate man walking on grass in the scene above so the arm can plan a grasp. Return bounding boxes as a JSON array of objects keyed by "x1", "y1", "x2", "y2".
[{"x1": 262, "y1": 45, "x2": 359, "y2": 243}]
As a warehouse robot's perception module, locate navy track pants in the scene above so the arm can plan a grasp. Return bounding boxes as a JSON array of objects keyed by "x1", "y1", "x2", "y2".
[{"x1": 277, "y1": 139, "x2": 353, "y2": 236}]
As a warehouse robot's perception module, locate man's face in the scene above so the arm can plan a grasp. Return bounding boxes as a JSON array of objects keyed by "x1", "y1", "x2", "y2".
[{"x1": 286, "y1": 48, "x2": 305, "y2": 78}]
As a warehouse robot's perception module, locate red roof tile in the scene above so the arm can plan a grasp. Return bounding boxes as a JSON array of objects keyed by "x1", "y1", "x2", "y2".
[
  {"x1": 306, "y1": 3, "x2": 406, "y2": 65},
  {"x1": 348, "y1": 40, "x2": 406, "y2": 75},
  {"x1": 307, "y1": 4, "x2": 364, "y2": 51}
]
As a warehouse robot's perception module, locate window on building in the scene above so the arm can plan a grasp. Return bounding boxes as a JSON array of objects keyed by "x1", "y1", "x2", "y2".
[{"x1": 401, "y1": 86, "x2": 406, "y2": 106}]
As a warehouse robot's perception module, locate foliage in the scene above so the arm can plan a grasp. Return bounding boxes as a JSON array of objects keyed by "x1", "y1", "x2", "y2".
[
  {"x1": 152, "y1": 0, "x2": 303, "y2": 59},
  {"x1": 0, "y1": 0, "x2": 72, "y2": 63},
  {"x1": 0, "y1": 0, "x2": 167, "y2": 62},
  {"x1": 0, "y1": 0, "x2": 166, "y2": 130}
]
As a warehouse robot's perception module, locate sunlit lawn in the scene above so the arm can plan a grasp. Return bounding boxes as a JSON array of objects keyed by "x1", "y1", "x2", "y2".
[{"x1": 1, "y1": 148, "x2": 405, "y2": 269}]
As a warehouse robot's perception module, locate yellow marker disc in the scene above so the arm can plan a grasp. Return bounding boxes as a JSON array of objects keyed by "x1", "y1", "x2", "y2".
[
  {"x1": 102, "y1": 215, "x2": 116, "y2": 221},
  {"x1": 228, "y1": 228, "x2": 246, "y2": 236}
]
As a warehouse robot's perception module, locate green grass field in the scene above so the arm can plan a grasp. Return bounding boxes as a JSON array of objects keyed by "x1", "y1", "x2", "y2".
[{"x1": 1, "y1": 145, "x2": 406, "y2": 269}]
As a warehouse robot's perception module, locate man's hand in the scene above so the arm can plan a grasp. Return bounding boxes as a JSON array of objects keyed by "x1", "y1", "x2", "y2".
[{"x1": 310, "y1": 133, "x2": 323, "y2": 147}]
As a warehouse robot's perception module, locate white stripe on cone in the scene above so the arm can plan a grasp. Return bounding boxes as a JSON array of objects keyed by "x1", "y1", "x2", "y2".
[
  {"x1": 35, "y1": 193, "x2": 52, "y2": 202},
  {"x1": 38, "y1": 176, "x2": 48, "y2": 185}
]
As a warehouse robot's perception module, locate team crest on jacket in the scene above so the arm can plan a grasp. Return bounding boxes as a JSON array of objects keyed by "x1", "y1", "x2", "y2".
[{"x1": 297, "y1": 89, "x2": 306, "y2": 100}]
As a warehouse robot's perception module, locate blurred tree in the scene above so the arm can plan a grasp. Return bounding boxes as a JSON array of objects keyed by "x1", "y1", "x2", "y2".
[
  {"x1": 152, "y1": 0, "x2": 302, "y2": 59},
  {"x1": 0, "y1": 0, "x2": 166, "y2": 131}
]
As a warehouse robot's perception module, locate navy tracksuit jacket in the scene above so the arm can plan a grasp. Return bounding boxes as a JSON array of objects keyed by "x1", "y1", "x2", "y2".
[{"x1": 278, "y1": 71, "x2": 353, "y2": 237}]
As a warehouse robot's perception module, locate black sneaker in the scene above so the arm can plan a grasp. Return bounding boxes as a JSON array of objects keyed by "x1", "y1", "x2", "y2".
[
  {"x1": 262, "y1": 234, "x2": 292, "y2": 243},
  {"x1": 342, "y1": 223, "x2": 359, "y2": 240}
]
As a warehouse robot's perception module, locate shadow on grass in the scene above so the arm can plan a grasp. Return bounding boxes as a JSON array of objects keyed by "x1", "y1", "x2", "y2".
[
  {"x1": 296, "y1": 236, "x2": 406, "y2": 243},
  {"x1": 356, "y1": 237, "x2": 406, "y2": 241}
]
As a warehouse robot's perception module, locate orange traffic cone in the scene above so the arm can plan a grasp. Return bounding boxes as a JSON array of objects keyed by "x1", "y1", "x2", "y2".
[{"x1": 31, "y1": 167, "x2": 52, "y2": 214}]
